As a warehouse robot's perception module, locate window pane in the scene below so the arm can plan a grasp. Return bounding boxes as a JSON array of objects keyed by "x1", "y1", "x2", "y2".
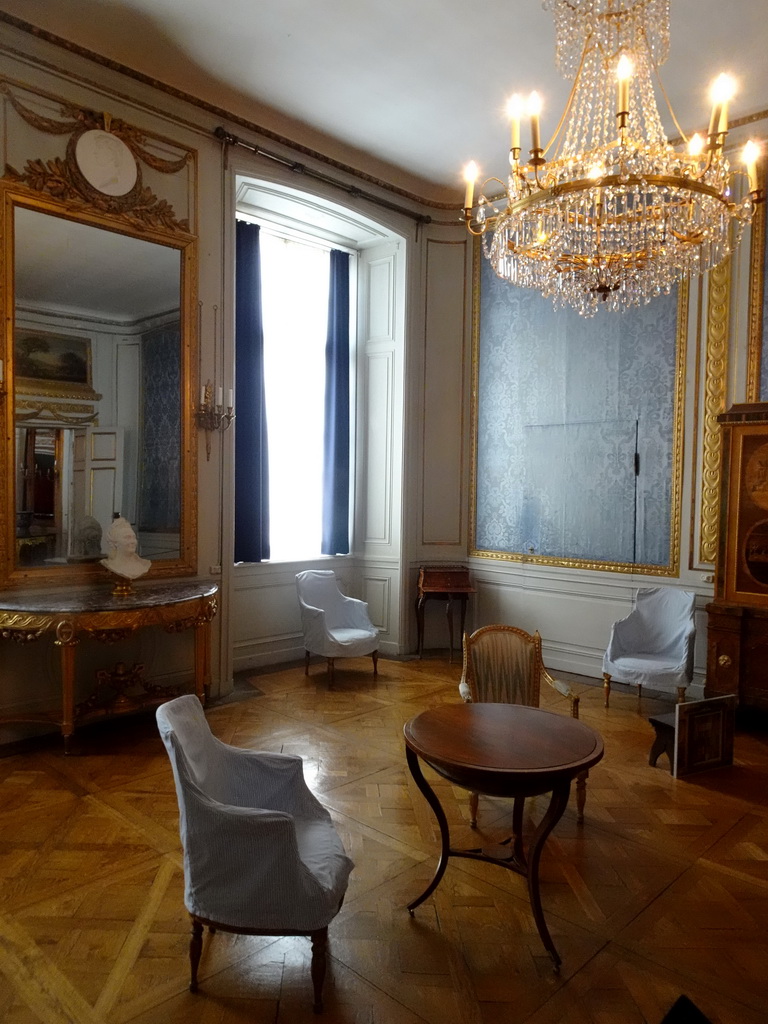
[{"x1": 260, "y1": 233, "x2": 329, "y2": 561}]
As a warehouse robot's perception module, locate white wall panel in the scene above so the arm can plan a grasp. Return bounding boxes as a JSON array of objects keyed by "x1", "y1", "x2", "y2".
[
  {"x1": 421, "y1": 239, "x2": 469, "y2": 549},
  {"x1": 362, "y1": 350, "x2": 393, "y2": 544},
  {"x1": 362, "y1": 573, "x2": 390, "y2": 633},
  {"x1": 367, "y1": 257, "x2": 394, "y2": 341}
]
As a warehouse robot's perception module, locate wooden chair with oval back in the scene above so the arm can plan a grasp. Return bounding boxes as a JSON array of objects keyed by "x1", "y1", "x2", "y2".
[{"x1": 459, "y1": 624, "x2": 588, "y2": 825}]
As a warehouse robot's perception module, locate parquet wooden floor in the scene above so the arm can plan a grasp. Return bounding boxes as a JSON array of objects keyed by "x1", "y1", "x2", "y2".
[{"x1": 1, "y1": 655, "x2": 767, "y2": 1023}]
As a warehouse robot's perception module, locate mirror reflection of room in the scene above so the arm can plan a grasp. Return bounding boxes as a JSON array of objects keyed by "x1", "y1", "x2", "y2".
[{"x1": 13, "y1": 204, "x2": 183, "y2": 568}]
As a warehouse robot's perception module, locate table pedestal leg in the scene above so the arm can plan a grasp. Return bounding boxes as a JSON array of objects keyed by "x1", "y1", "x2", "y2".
[
  {"x1": 511, "y1": 794, "x2": 526, "y2": 866},
  {"x1": 445, "y1": 596, "x2": 455, "y2": 662},
  {"x1": 405, "y1": 747, "x2": 451, "y2": 913},
  {"x1": 406, "y1": 744, "x2": 571, "y2": 969},
  {"x1": 416, "y1": 596, "x2": 426, "y2": 658},
  {"x1": 526, "y1": 780, "x2": 570, "y2": 970}
]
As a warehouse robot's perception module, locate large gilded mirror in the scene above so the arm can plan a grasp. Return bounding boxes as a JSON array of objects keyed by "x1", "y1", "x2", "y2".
[{"x1": 1, "y1": 189, "x2": 197, "y2": 586}]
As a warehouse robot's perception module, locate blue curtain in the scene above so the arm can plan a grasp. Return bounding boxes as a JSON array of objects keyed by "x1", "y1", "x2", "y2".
[
  {"x1": 321, "y1": 249, "x2": 350, "y2": 555},
  {"x1": 234, "y1": 220, "x2": 270, "y2": 562}
]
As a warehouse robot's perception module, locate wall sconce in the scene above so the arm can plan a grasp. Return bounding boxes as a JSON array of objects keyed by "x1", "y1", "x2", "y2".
[{"x1": 195, "y1": 380, "x2": 234, "y2": 461}]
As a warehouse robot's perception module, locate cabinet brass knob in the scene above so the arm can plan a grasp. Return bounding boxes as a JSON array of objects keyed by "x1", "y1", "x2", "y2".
[{"x1": 718, "y1": 654, "x2": 732, "y2": 668}]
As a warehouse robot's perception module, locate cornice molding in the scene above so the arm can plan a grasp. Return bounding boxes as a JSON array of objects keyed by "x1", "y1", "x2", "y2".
[{"x1": 0, "y1": 11, "x2": 459, "y2": 213}]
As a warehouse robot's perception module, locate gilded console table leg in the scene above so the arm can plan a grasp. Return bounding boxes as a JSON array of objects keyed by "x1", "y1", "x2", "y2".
[
  {"x1": 55, "y1": 620, "x2": 79, "y2": 753},
  {"x1": 193, "y1": 617, "x2": 211, "y2": 704}
]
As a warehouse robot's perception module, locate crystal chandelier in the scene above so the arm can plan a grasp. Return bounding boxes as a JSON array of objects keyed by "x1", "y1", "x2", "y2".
[{"x1": 463, "y1": 0, "x2": 763, "y2": 316}]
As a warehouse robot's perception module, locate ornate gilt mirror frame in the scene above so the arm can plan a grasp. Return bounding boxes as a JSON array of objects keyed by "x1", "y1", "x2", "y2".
[{"x1": 0, "y1": 87, "x2": 198, "y2": 587}]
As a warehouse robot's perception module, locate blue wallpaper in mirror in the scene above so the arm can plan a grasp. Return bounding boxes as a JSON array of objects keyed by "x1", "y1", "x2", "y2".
[{"x1": 472, "y1": 252, "x2": 682, "y2": 570}]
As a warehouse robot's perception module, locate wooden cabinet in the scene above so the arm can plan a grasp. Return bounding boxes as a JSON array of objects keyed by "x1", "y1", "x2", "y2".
[
  {"x1": 706, "y1": 404, "x2": 768, "y2": 709},
  {"x1": 705, "y1": 601, "x2": 768, "y2": 711}
]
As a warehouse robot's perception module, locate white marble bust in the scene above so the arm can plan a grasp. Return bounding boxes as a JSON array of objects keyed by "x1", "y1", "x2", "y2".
[{"x1": 100, "y1": 516, "x2": 151, "y2": 580}]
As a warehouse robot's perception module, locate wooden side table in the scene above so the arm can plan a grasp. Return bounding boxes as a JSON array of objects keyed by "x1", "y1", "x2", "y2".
[
  {"x1": 404, "y1": 703, "x2": 604, "y2": 969},
  {"x1": 415, "y1": 564, "x2": 475, "y2": 661}
]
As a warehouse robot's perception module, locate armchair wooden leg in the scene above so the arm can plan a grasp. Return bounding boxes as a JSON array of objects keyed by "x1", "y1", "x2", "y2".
[
  {"x1": 637, "y1": 683, "x2": 643, "y2": 707},
  {"x1": 677, "y1": 686, "x2": 686, "y2": 703},
  {"x1": 189, "y1": 917, "x2": 204, "y2": 993},
  {"x1": 305, "y1": 650, "x2": 311, "y2": 676},
  {"x1": 310, "y1": 927, "x2": 328, "y2": 1013},
  {"x1": 469, "y1": 791, "x2": 479, "y2": 828},
  {"x1": 575, "y1": 770, "x2": 588, "y2": 824},
  {"x1": 602, "y1": 672, "x2": 611, "y2": 709},
  {"x1": 371, "y1": 650, "x2": 378, "y2": 677},
  {"x1": 327, "y1": 659, "x2": 334, "y2": 686}
]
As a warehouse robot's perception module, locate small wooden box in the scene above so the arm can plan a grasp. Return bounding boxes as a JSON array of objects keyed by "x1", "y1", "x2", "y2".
[{"x1": 417, "y1": 565, "x2": 474, "y2": 595}]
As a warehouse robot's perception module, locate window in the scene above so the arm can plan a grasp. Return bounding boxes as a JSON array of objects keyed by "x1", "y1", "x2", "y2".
[
  {"x1": 260, "y1": 232, "x2": 331, "y2": 560},
  {"x1": 234, "y1": 176, "x2": 405, "y2": 573},
  {"x1": 234, "y1": 218, "x2": 353, "y2": 563}
]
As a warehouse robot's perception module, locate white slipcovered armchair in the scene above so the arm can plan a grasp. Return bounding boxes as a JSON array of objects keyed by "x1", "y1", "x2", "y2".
[
  {"x1": 602, "y1": 587, "x2": 696, "y2": 708},
  {"x1": 296, "y1": 569, "x2": 379, "y2": 684},
  {"x1": 156, "y1": 695, "x2": 353, "y2": 1013}
]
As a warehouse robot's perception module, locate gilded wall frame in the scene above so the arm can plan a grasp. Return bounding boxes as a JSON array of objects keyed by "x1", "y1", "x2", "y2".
[
  {"x1": 469, "y1": 240, "x2": 687, "y2": 575},
  {"x1": 746, "y1": 160, "x2": 767, "y2": 403}
]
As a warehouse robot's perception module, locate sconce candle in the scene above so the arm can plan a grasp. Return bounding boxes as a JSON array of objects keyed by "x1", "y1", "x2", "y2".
[{"x1": 195, "y1": 378, "x2": 235, "y2": 460}]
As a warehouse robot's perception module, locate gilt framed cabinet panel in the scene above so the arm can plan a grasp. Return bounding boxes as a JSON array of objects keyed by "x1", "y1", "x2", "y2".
[{"x1": 706, "y1": 403, "x2": 768, "y2": 710}]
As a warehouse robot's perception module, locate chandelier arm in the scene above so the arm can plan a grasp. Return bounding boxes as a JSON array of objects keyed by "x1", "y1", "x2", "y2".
[
  {"x1": 652, "y1": 54, "x2": 689, "y2": 144},
  {"x1": 542, "y1": 33, "x2": 593, "y2": 161}
]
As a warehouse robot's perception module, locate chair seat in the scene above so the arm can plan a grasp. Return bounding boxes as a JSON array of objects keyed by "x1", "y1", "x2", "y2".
[
  {"x1": 603, "y1": 653, "x2": 690, "y2": 691},
  {"x1": 294, "y1": 816, "x2": 354, "y2": 894},
  {"x1": 324, "y1": 626, "x2": 378, "y2": 651}
]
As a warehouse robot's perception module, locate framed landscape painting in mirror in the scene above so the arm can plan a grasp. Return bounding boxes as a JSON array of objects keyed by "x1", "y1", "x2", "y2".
[{"x1": 14, "y1": 328, "x2": 99, "y2": 400}]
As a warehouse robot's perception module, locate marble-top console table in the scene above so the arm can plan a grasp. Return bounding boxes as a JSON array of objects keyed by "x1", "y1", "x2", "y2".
[{"x1": 0, "y1": 579, "x2": 219, "y2": 751}]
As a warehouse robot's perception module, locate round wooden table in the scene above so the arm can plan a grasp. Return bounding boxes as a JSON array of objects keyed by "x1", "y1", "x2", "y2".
[{"x1": 403, "y1": 703, "x2": 604, "y2": 968}]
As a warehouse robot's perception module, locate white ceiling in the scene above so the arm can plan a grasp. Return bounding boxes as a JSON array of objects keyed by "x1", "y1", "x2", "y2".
[
  {"x1": 15, "y1": 207, "x2": 180, "y2": 320},
  {"x1": 1, "y1": 0, "x2": 767, "y2": 205}
]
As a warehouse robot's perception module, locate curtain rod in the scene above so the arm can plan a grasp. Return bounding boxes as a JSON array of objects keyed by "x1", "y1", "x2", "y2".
[{"x1": 214, "y1": 127, "x2": 432, "y2": 226}]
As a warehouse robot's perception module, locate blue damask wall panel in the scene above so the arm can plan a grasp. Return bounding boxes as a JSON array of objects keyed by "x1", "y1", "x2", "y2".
[
  {"x1": 138, "y1": 323, "x2": 181, "y2": 532},
  {"x1": 475, "y1": 255, "x2": 678, "y2": 566}
]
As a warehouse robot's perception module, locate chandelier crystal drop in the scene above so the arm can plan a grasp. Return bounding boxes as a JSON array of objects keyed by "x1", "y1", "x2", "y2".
[{"x1": 463, "y1": 0, "x2": 763, "y2": 316}]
